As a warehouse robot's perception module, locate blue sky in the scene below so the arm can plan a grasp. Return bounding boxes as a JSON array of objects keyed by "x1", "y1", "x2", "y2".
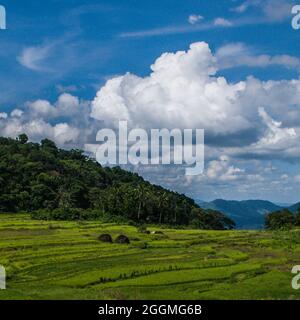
[
  {"x1": 1, "y1": 0, "x2": 299, "y2": 105},
  {"x1": 1, "y1": 0, "x2": 300, "y2": 203}
]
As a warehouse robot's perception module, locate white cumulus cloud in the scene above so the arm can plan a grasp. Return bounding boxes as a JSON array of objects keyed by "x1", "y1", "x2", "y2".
[
  {"x1": 91, "y1": 41, "x2": 300, "y2": 163},
  {"x1": 91, "y1": 42, "x2": 248, "y2": 136}
]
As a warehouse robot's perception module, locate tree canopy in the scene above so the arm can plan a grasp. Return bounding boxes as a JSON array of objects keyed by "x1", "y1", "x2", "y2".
[{"x1": 265, "y1": 209, "x2": 300, "y2": 230}]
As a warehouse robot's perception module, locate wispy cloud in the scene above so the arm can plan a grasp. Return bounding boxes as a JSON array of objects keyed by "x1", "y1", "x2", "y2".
[
  {"x1": 230, "y1": 0, "x2": 260, "y2": 13},
  {"x1": 214, "y1": 17, "x2": 233, "y2": 27},
  {"x1": 56, "y1": 84, "x2": 79, "y2": 93},
  {"x1": 17, "y1": 43, "x2": 53, "y2": 71},
  {"x1": 17, "y1": 35, "x2": 73, "y2": 72},
  {"x1": 118, "y1": 25, "x2": 202, "y2": 38},
  {"x1": 16, "y1": 31, "x2": 109, "y2": 76},
  {"x1": 119, "y1": 0, "x2": 294, "y2": 39},
  {"x1": 60, "y1": 3, "x2": 116, "y2": 28},
  {"x1": 231, "y1": 0, "x2": 294, "y2": 22},
  {"x1": 118, "y1": 20, "x2": 233, "y2": 38},
  {"x1": 262, "y1": 0, "x2": 294, "y2": 22},
  {"x1": 188, "y1": 14, "x2": 204, "y2": 25},
  {"x1": 216, "y1": 42, "x2": 300, "y2": 70},
  {"x1": 117, "y1": 15, "x2": 269, "y2": 39}
]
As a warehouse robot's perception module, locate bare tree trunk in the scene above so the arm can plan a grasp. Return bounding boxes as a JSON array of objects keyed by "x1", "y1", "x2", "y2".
[{"x1": 138, "y1": 201, "x2": 142, "y2": 220}]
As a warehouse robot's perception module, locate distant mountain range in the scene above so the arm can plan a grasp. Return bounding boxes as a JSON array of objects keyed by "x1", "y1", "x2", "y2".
[
  {"x1": 286, "y1": 202, "x2": 300, "y2": 214},
  {"x1": 196, "y1": 199, "x2": 300, "y2": 229}
]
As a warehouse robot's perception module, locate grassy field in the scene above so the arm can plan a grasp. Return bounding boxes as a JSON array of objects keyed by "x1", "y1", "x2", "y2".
[{"x1": 0, "y1": 214, "x2": 299, "y2": 300}]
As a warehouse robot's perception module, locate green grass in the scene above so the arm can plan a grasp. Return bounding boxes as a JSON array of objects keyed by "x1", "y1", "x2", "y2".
[{"x1": 0, "y1": 214, "x2": 299, "y2": 300}]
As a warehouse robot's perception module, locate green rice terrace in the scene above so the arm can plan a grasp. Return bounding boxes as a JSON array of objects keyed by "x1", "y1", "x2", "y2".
[{"x1": 0, "y1": 213, "x2": 300, "y2": 300}]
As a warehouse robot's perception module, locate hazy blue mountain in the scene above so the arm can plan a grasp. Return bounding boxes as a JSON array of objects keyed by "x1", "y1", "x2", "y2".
[
  {"x1": 274, "y1": 203, "x2": 293, "y2": 208},
  {"x1": 196, "y1": 199, "x2": 283, "y2": 229},
  {"x1": 288, "y1": 202, "x2": 300, "y2": 213}
]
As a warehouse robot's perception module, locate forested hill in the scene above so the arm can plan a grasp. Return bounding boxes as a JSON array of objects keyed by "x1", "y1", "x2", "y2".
[{"x1": 0, "y1": 135, "x2": 235, "y2": 230}]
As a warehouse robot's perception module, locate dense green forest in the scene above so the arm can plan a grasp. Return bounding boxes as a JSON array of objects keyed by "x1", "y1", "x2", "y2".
[
  {"x1": 0, "y1": 134, "x2": 235, "y2": 230},
  {"x1": 265, "y1": 209, "x2": 300, "y2": 230}
]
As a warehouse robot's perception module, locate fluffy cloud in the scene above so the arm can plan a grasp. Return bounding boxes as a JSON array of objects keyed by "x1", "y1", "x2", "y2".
[
  {"x1": 0, "y1": 116, "x2": 80, "y2": 146},
  {"x1": 0, "y1": 112, "x2": 7, "y2": 119},
  {"x1": 229, "y1": 107, "x2": 299, "y2": 161},
  {"x1": 256, "y1": 107, "x2": 296, "y2": 148},
  {"x1": 56, "y1": 93, "x2": 80, "y2": 116},
  {"x1": 27, "y1": 99, "x2": 56, "y2": 118},
  {"x1": 206, "y1": 155, "x2": 245, "y2": 181},
  {"x1": 25, "y1": 93, "x2": 80, "y2": 120},
  {"x1": 91, "y1": 41, "x2": 300, "y2": 162},
  {"x1": 11, "y1": 109, "x2": 24, "y2": 118},
  {"x1": 0, "y1": 93, "x2": 89, "y2": 147},
  {"x1": 91, "y1": 42, "x2": 249, "y2": 136},
  {"x1": 184, "y1": 155, "x2": 266, "y2": 186}
]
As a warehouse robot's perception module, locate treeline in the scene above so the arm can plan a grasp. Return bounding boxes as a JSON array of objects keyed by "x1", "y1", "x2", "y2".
[
  {"x1": 265, "y1": 209, "x2": 300, "y2": 230},
  {"x1": 0, "y1": 135, "x2": 235, "y2": 230}
]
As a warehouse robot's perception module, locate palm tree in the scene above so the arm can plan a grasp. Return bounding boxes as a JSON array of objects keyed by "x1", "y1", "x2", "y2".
[
  {"x1": 136, "y1": 185, "x2": 149, "y2": 220},
  {"x1": 172, "y1": 196, "x2": 178, "y2": 224},
  {"x1": 158, "y1": 191, "x2": 169, "y2": 224}
]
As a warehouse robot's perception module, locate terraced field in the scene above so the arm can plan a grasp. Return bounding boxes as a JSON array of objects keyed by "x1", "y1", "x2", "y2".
[{"x1": 0, "y1": 214, "x2": 299, "y2": 300}]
